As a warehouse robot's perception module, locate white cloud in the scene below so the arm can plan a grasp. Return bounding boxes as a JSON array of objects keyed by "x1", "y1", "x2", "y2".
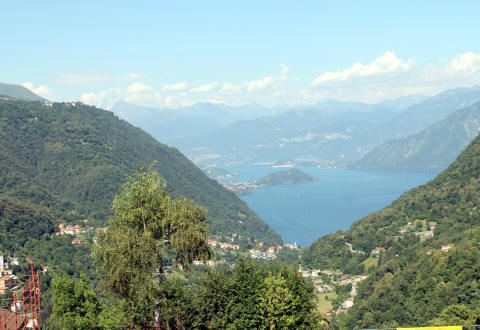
[
  {"x1": 54, "y1": 72, "x2": 146, "y2": 85},
  {"x1": 311, "y1": 52, "x2": 413, "y2": 86},
  {"x1": 127, "y1": 82, "x2": 155, "y2": 94},
  {"x1": 446, "y1": 52, "x2": 480, "y2": 75},
  {"x1": 78, "y1": 64, "x2": 294, "y2": 108},
  {"x1": 124, "y1": 82, "x2": 162, "y2": 106},
  {"x1": 214, "y1": 64, "x2": 290, "y2": 100},
  {"x1": 244, "y1": 76, "x2": 274, "y2": 92},
  {"x1": 77, "y1": 52, "x2": 480, "y2": 109},
  {"x1": 303, "y1": 51, "x2": 480, "y2": 104},
  {"x1": 162, "y1": 82, "x2": 188, "y2": 91},
  {"x1": 80, "y1": 88, "x2": 123, "y2": 109},
  {"x1": 190, "y1": 82, "x2": 220, "y2": 93},
  {"x1": 219, "y1": 82, "x2": 239, "y2": 94},
  {"x1": 80, "y1": 82, "x2": 195, "y2": 109},
  {"x1": 22, "y1": 82, "x2": 54, "y2": 99},
  {"x1": 243, "y1": 64, "x2": 289, "y2": 92}
]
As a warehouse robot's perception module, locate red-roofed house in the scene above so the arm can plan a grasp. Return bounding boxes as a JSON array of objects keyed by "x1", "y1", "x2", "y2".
[
  {"x1": 441, "y1": 244, "x2": 455, "y2": 252},
  {"x1": 268, "y1": 246, "x2": 277, "y2": 254},
  {"x1": 371, "y1": 247, "x2": 385, "y2": 255}
]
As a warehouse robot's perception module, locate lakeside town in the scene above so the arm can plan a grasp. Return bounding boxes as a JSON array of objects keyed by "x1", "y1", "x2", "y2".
[{"x1": 2, "y1": 216, "x2": 459, "y2": 321}]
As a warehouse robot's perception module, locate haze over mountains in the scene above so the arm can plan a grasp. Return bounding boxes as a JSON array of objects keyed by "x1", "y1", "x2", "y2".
[
  {"x1": 111, "y1": 101, "x2": 287, "y2": 146},
  {"x1": 112, "y1": 86, "x2": 480, "y2": 169},
  {"x1": 0, "y1": 82, "x2": 46, "y2": 102},
  {"x1": 351, "y1": 101, "x2": 480, "y2": 172}
]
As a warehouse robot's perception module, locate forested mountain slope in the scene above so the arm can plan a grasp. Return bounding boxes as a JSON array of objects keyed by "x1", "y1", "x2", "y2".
[
  {"x1": 0, "y1": 100, "x2": 281, "y2": 251},
  {"x1": 304, "y1": 131, "x2": 480, "y2": 271},
  {"x1": 350, "y1": 102, "x2": 480, "y2": 172},
  {"x1": 303, "y1": 132, "x2": 480, "y2": 327},
  {"x1": 344, "y1": 245, "x2": 480, "y2": 328}
]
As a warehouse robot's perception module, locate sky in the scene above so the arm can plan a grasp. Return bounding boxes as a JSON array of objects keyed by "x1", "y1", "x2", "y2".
[{"x1": 2, "y1": 1, "x2": 480, "y2": 109}]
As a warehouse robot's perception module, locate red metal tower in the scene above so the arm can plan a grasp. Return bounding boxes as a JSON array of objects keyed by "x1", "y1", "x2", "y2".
[{"x1": 0, "y1": 262, "x2": 41, "y2": 330}]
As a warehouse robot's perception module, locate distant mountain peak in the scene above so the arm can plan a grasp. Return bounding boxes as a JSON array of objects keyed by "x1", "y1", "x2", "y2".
[{"x1": 0, "y1": 82, "x2": 46, "y2": 102}]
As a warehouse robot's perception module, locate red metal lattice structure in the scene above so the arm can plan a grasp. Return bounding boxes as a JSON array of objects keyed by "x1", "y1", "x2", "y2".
[{"x1": 0, "y1": 261, "x2": 41, "y2": 330}]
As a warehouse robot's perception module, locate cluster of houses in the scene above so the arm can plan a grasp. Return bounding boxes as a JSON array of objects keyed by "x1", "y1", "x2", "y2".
[
  {"x1": 315, "y1": 284, "x2": 334, "y2": 293},
  {"x1": 55, "y1": 222, "x2": 96, "y2": 245},
  {"x1": 56, "y1": 223, "x2": 90, "y2": 236},
  {"x1": 415, "y1": 230, "x2": 434, "y2": 241},
  {"x1": 297, "y1": 264, "x2": 368, "y2": 316},
  {"x1": 0, "y1": 256, "x2": 15, "y2": 295},
  {"x1": 398, "y1": 221, "x2": 437, "y2": 239},
  {"x1": 0, "y1": 256, "x2": 48, "y2": 329},
  {"x1": 300, "y1": 266, "x2": 366, "y2": 285},
  {"x1": 284, "y1": 243, "x2": 299, "y2": 249},
  {"x1": 249, "y1": 250, "x2": 276, "y2": 260},
  {"x1": 0, "y1": 256, "x2": 48, "y2": 295},
  {"x1": 192, "y1": 260, "x2": 220, "y2": 267},
  {"x1": 207, "y1": 240, "x2": 240, "y2": 250},
  {"x1": 207, "y1": 237, "x2": 299, "y2": 257},
  {"x1": 248, "y1": 242, "x2": 299, "y2": 260}
]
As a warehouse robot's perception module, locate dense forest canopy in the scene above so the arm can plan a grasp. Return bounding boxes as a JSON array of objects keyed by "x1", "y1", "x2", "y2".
[
  {"x1": 303, "y1": 132, "x2": 480, "y2": 327},
  {"x1": 0, "y1": 99, "x2": 281, "y2": 249}
]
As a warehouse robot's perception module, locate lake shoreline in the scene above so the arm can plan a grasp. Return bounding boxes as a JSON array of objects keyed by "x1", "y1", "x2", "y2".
[{"x1": 221, "y1": 165, "x2": 437, "y2": 246}]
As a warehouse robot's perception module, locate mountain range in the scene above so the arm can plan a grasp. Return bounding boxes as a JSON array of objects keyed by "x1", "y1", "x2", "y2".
[
  {"x1": 110, "y1": 101, "x2": 287, "y2": 146},
  {"x1": 350, "y1": 101, "x2": 480, "y2": 172},
  {"x1": 112, "y1": 87, "x2": 480, "y2": 169}
]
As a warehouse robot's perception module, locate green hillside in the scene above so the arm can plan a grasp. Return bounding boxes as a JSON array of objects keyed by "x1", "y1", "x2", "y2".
[
  {"x1": 0, "y1": 99, "x2": 281, "y2": 252},
  {"x1": 303, "y1": 132, "x2": 480, "y2": 327},
  {"x1": 256, "y1": 168, "x2": 316, "y2": 186},
  {"x1": 350, "y1": 102, "x2": 480, "y2": 172},
  {"x1": 344, "y1": 246, "x2": 480, "y2": 328}
]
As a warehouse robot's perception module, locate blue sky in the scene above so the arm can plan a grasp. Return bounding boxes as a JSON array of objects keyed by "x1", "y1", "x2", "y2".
[{"x1": 2, "y1": 1, "x2": 480, "y2": 108}]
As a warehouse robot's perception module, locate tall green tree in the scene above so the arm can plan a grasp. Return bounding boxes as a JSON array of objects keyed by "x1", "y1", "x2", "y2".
[
  {"x1": 92, "y1": 167, "x2": 213, "y2": 328},
  {"x1": 49, "y1": 274, "x2": 102, "y2": 330},
  {"x1": 258, "y1": 274, "x2": 296, "y2": 329},
  {"x1": 429, "y1": 305, "x2": 480, "y2": 326},
  {"x1": 192, "y1": 258, "x2": 320, "y2": 329}
]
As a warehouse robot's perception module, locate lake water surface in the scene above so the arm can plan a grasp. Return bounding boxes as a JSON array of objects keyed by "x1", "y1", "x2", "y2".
[{"x1": 225, "y1": 166, "x2": 436, "y2": 247}]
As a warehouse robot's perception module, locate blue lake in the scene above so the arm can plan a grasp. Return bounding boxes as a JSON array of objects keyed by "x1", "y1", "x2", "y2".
[{"x1": 225, "y1": 166, "x2": 436, "y2": 247}]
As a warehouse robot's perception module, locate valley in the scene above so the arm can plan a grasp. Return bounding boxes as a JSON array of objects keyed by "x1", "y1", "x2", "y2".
[{"x1": 3, "y1": 4, "x2": 480, "y2": 326}]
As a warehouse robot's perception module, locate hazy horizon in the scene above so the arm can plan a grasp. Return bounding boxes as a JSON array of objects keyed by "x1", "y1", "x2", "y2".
[{"x1": 3, "y1": 1, "x2": 480, "y2": 110}]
